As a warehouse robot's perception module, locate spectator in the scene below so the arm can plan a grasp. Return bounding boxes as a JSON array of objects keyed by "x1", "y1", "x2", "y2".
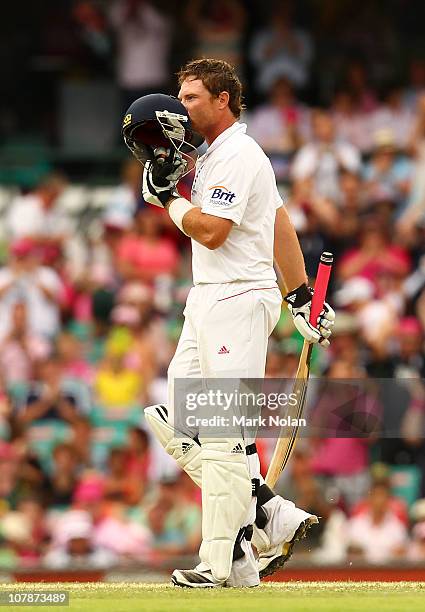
[
  {"x1": 16, "y1": 356, "x2": 91, "y2": 425},
  {"x1": 93, "y1": 500, "x2": 152, "y2": 560},
  {"x1": 247, "y1": 77, "x2": 310, "y2": 154},
  {"x1": 408, "y1": 521, "x2": 425, "y2": 561},
  {"x1": 0, "y1": 443, "x2": 21, "y2": 512},
  {"x1": 340, "y1": 60, "x2": 378, "y2": 114},
  {"x1": 250, "y1": 3, "x2": 313, "y2": 92},
  {"x1": 6, "y1": 173, "x2": 70, "y2": 265},
  {"x1": 44, "y1": 509, "x2": 117, "y2": 569},
  {"x1": 15, "y1": 497, "x2": 49, "y2": 564},
  {"x1": 103, "y1": 448, "x2": 143, "y2": 505},
  {"x1": 333, "y1": 170, "x2": 366, "y2": 245},
  {"x1": 141, "y1": 475, "x2": 201, "y2": 556},
  {"x1": 109, "y1": 0, "x2": 172, "y2": 110},
  {"x1": 309, "y1": 360, "x2": 378, "y2": 509},
  {"x1": 407, "y1": 498, "x2": 425, "y2": 561},
  {"x1": 291, "y1": 109, "x2": 361, "y2": 201},
  {"x1": 330, "y1": 310, "x2": 362, "y2": 358},
  {"x1": 46, "y1": 443, "x2": 79, "y2": 508},
  {"x1": 125, "y1": 426, "x2": 151, "y2": 482},
  {"x1": 351, "y1": 464, "x2": 409, "y2": 526},
  {"x1": 103, "y1": 158, "x2": 142, "y2": 231},
  {"x1": 363, "y1": 129, "x2": 413, "y2": 215},
  {"x1": 334, "y1": 276, "x2": 399, "y2": 352},
  {"x1": 109, "y1": 300, "x2": 159, "y2": 388},
  {"x1": 57, "y1": 331, "x2": 94, "y2": 385},
  {"x1": 403, "y1": 58, "x2": 425, "y2": 111},
  {"x1": 0, "y1": 239, "x2": 64, "y2": 341},
  {"x1": 347, "y1": 481, "x2": 408, "y2": 563},
  {"x1": 331, "y1": 88, "x2": 372, "y2": 153},
  {"x1": 398, "y1": 93, "x2": 425, "y2": 239},
  {"x1": 68, "y1": 416, "x2": 94, "y2": 469},
  {"x1": 0, "y1": 302, "x2": 50, "y2": 387},
  {"x1": 0, "y1": 385, "x2": 12, "y2": 439},
  {"x1": 0, "y1": 511, "x2": 33, "y2": 568},
  {"x1": 370, "y1": 82, "x2": 414, "y2": 151},
  {"x1": 187, "y1": 0, "x2": 246, "y2": 70},
  {"x1": 338, "y1": 217, "x2": 411, "y2": 287},
  {"x1": 94, "y1": 330, "x2": 143, "y2": 412},
  {"x1": 116, "y1": 208, "x2": 180, "y2": 284}
]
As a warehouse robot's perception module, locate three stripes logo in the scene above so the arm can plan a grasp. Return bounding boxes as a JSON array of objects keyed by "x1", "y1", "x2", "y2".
[
  {"x1": 231, "y1": 443, "x2": 244, "y2": 454},
  {"x1": 181, "y1": 442, "x2": 194, "y2": 456},
  {"x1": 218, "y1": 345, "x2": 230, "y2": 354}
]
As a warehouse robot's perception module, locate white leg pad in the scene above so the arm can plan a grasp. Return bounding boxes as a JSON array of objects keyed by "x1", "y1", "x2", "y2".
[
  {"x1": 144, "y1": 405, "x2": 202, "y2": 487},
  {"x1": 198, "y1": 438, "x2": 252, "y2": 582}
]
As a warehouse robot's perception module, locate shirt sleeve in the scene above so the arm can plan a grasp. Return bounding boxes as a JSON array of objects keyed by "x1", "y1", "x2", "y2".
[{"x1": 200, "y1": 153, "x2": 254, "y2": 225}]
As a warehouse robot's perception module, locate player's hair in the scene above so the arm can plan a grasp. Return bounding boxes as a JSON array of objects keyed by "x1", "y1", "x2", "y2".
[{"x1": 177, "y1": 58, "x2": 244, "y2": 119}]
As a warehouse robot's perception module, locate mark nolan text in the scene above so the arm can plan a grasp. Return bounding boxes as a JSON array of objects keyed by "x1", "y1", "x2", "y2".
[
  {"x1": 232, "y1": 415, "x2": 307, "y2": 427},
  {"x1": 185, "y1": 415, "x2": 306, "y2": 428}
]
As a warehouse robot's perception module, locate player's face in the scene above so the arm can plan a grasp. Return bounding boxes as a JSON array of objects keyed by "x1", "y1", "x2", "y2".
[{"x1": 178, "y1": 78, "x2": 219, "y2": 136}]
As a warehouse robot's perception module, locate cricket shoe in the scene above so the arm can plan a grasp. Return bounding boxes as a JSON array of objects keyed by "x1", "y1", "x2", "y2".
[
  {"x1": 257, "y1": 515, "x2": 318, "y2": 578},
  {"x1": 171, "y1": 564, "x2": 224, "y2": 588},
  {"x1": 172, "y1": 532, "x2": 260, "y2": 589},
  {"x1": 252, "y1": 496, "x2": 318, "y2": 578}
]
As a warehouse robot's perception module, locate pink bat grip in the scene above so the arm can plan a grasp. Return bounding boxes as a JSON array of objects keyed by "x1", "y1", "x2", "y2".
[{"x1": 309, "y1": 252, "x2": 333, "y2": 326}]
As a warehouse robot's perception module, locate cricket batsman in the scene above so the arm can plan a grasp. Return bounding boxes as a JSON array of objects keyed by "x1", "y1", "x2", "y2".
[{"x1": 122, "y1": 59, "x2": 335, "y2": 587}]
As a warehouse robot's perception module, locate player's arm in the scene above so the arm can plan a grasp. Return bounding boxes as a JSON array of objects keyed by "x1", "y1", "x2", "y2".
[
  {"x1": 273, "y1": 205, "x2": 308, "y2": 291},
  {"x1": 166, "y1": 202, "x2": 232, "y2": 250},
  {"x1": 274, "y1": 205, "x2": 335, "y2": 345}
]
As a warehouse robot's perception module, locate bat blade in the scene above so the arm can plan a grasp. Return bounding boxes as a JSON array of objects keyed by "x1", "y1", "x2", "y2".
[
  {"x1": 265, "y1": 342, "x2": 311, "y2": 487},
  {"x1": 265, "y1": 252, "x2": 333, "y2": 488}
]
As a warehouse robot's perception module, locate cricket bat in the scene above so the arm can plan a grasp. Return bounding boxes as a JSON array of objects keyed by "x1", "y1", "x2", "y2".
[{"x1": 265, "y1": 251, "x2": 333, "y2": 488}]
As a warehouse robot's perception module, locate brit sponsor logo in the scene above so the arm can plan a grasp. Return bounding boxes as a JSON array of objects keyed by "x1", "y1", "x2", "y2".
[{"x1": 208, "y1": 184, "x2": 236, "y2": 204}]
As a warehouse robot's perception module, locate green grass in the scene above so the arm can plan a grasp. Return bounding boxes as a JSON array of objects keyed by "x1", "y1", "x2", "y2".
[{"x1": 0, "y1": 582, "x2": 424, "y2": 612}]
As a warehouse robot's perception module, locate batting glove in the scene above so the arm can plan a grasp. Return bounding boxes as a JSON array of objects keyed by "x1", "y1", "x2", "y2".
[
  {"x1": 284, "y1": 283, "x2": 335, "y2": 347},
  {"x1": 142, "y1": 147, "x2": 187, "y2": 208}
]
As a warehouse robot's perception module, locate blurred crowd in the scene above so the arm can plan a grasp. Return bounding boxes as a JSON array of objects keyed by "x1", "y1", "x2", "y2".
[{"x1": 1, "y1": 0, "x2": 425, "y2": 571}]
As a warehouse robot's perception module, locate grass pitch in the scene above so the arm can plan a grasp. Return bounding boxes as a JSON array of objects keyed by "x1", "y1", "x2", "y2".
[{"x1": 0, "y1": 582, "x2": 424, "y2": 611}]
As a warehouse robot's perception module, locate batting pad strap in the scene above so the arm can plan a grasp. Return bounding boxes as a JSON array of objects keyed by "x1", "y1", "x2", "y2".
[
  {"x1": 245, "y1": 443, "x2": 257, "y2": 456},
  {"x1": 257, "y1": 483, "x2": 275, "y2": 506},
  {"x1": 168, "y1": 197, "x2": 195, "y2": 236}
]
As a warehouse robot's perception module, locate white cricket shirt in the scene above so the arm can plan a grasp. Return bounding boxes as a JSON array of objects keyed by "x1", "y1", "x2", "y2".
[{"x1": 190, "y1": 122, "x2": 282, "y2": 284}]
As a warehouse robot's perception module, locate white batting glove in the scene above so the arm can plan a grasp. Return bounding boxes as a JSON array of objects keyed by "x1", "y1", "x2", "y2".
[
  {"x1": 284, "y1": 283, "x2": 335, "y2": 347},
  {"x1": 142, "y1": 148, "x2": 187, "y2": 208}
]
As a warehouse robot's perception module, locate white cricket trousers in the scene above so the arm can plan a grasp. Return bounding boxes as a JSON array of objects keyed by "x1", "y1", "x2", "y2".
[{"x1": 167, "y1": 280, "x2": 282, "y2": 434}]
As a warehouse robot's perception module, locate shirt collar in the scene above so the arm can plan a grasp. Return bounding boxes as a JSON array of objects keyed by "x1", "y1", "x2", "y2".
[{"x1": 201, "y1": 122, "x2": 247, "y2": 158}]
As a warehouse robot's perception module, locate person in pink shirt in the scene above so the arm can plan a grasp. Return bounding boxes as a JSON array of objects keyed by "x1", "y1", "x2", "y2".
[
  {"x1": 338, "y1": 215, "x2": 411, "y2": 287},
  {"x1": 309, "y1": 360, "x2": 381, "y2": 510},
  {"x1": 117, "y1": 208, "x2": 180, "y2": 284}
]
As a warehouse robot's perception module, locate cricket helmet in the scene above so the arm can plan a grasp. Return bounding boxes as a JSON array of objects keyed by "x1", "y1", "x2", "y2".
[{"x1": 122, "y1": 94, "x2": 204, "y2": 166}]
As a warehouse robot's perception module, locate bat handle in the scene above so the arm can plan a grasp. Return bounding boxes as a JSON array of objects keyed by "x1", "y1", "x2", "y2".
[{"x1": 309, "y1": 251, "x2": 333, "y2": 326}]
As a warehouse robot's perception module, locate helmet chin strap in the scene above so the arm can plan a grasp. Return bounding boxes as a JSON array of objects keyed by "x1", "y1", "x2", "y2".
[{"x1": 155, "y1": 110, "x2": 199, "y2": 178}]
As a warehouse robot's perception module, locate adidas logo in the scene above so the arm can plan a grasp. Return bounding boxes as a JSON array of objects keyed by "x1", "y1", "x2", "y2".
[
  {"x1": 231, "y1": 443, "x2": 244, "y2": 454},
  {"x1": 286, "y1": 293, "x2": 296, "y2": 303},
  {"x1": 182, "y1": 442, "x2": 194, "y2": 455},
  {"x1": 218, "y1": 345, "x2": 230, "y2": 354}
]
